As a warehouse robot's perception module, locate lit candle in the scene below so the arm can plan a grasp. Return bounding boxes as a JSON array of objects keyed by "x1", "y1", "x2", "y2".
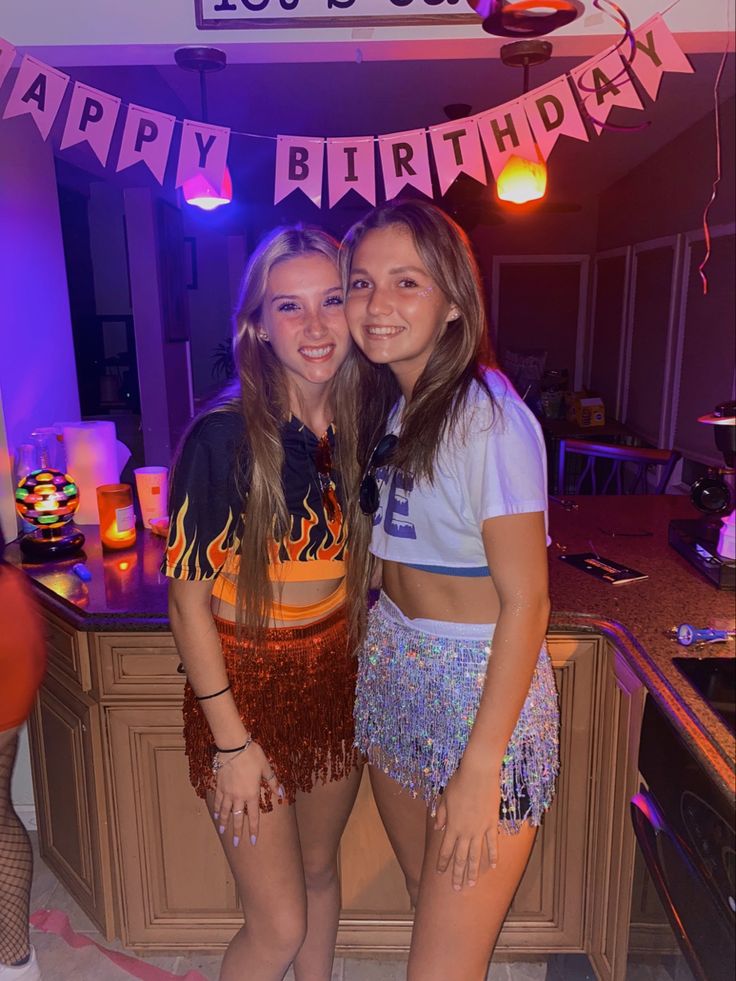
[{"x1": 96, "y1": 484, "x2": 137, "y2": 550}]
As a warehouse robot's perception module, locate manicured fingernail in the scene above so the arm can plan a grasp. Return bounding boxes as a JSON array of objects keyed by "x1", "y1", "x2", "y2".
[
  {"x1": 250, "y1": 834, "x2": 257, "y2": 846},
  {"x1": 491, "y1": 862, "x2": 497, "y2": 870},
  {"x1": 233, "y1": 836, "x2": 240, "y2": 848},
  {"x1": 453, "y1": 884, "x2": 461, "y2": 892},
  {"x1": 218, "y1": 825, "x2": 225, "y2": 835},
  {"x1": 213, "y1": 812, "x2": 219, "y2": 820},
  {"x1": 469, "y1": 880, "x2": 476, "y2": 887}
]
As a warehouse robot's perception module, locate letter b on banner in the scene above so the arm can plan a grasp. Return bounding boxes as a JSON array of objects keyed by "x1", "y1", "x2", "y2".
[{"x1": 275, "y1": 136, "x2": 325, "y2": 206}]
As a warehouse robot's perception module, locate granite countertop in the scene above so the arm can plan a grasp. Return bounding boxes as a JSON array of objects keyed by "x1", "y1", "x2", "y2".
[{"x1": 8, "y1": 495, "x2": 735, "y2": 797}]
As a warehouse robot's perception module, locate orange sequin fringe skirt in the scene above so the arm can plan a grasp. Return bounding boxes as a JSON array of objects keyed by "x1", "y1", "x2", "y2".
[{"x1": 182, "y1": 606, "x2": 360, "y2": 811}]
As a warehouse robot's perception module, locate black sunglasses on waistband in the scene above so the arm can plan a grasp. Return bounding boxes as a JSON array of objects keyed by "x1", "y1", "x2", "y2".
[{"x1": 359, "y1": 433, "x2": 398, "y2": 516}]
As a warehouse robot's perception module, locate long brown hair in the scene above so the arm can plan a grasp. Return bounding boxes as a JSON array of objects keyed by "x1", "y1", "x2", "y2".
[
  {"x1": 213, "y1": 226, "x2": 360, "y2": 640},
  {"x1": 339, "y1": 199, "x2": 497, "y2": 639}
]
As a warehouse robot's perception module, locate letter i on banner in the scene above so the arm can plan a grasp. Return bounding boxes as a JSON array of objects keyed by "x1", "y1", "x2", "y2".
[
  {"x1": 116, "y1": 103, "x2": 176, "y2": 185},
  {"x1": 630, "y1": 14, "x2": 693, "y2": 101},
  {"x1": 523, "y1": 76, "x2": 588, "y2": 162},
  {"x1": 378, "y1": 129, "x2": 433, "y2": 199},
  {"x1": 176, "y1": 119, "x2": 230, "y2": 195},
  {"x1": 326, "y1": 137, "x2": 376, "y2": 207},
  {"x1": 2, "y1": 54, "x2": 69, "y2": 140},
  {"x1": 275, "y1": 136, "x2": 325, "y2": 206},
  {"x1": 60, "y1": 82, "x2": 121, "y2": 166},
  {"x1": 0, "y1": 37, "x2": 16, "y2": 89},
  {"x1": 428, "y1": 117, "x2": 486, "y2": 195}
]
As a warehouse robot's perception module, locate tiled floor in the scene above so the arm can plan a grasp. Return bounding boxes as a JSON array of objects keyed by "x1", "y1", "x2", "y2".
[{"x1": 26, "y1": 833, "x2": 593, "y2": 981}]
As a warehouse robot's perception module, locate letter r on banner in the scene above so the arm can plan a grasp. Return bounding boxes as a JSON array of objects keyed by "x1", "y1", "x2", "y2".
[
  {"x1": 274, "y1": 136, "x2": 325, "y2": 206},
  {"x1": 378, "y1": 129, "x2": 432, "y2": 199}
]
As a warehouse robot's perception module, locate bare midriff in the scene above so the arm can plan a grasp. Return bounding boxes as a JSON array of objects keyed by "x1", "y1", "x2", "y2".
[
  {"x1": 382, "y1": 560, "x2": 501, "y2": 624},
  {"x1": 211, "y1": 575, "x2": 345, "y2": 627}
]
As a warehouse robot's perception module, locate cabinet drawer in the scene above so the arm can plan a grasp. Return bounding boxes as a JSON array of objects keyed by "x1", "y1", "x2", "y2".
[
  {"x1": 42, "y1": 612, "x2": 92, "y2": 692},
  {"x1": 96, "y1": 634, "x2": 184, "y2": 697}
]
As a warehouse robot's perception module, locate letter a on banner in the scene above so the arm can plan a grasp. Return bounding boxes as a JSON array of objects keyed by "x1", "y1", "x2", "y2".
[
  {"x1": 326, "y1": 137, "x2": 376, "y2": 208},
  {"x1": 428, "y1": 118, "x2": 486, "y2": 196},
  {"x1": 572, "y1": 48, "x2": 643, "y2": 133},
  {"x1": 477, "y1": 102, "x2": 537, "y2": 181},
  {"x1": 275, "y1": 136, "x2": 325, "y2": 206},
  {"x1": 176, "y1": 119, "x2": 230, "y2": 194},
  {"x1": 631, "y1": 14, "x2": 693, "y2": 101},
  {"x1": 116, "y1": 103, "x2": 176, "y2": 185},
  {"x1": 2, "y1": 54, "x2": 69, "y2": 140},
  {"x1": 378, "y1": 129, "x2": 433, "y2": 199},
  {"x1": 60, "y1": 82, "x2": 121, "y2": 166},
  {"x1": 523, "y1": 76, "x2": 588, "y2": 161},
  {"x1": 0, "y1": 37, "x2": 16, "y2": 89}
]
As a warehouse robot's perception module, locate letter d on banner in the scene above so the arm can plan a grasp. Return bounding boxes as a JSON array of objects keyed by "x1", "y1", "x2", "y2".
[{"x1": 275, "y1": 136, "x2": 325, "y2": 206}]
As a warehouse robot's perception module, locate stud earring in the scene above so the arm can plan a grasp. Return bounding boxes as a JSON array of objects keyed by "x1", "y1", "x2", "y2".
[{"x1": 258, "y1": 331, "x2": 270, "y2": 342}]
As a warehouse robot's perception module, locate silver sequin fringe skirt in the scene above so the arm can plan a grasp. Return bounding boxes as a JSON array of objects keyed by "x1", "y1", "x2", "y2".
[{"x1": 354, "y1": 592, "x2": 560, "y2": 832}]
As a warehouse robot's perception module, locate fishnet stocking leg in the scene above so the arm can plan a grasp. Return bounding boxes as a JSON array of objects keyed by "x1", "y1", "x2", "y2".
[{"x1": 0, "y1": 733, "x2": 32, "y2": 966}]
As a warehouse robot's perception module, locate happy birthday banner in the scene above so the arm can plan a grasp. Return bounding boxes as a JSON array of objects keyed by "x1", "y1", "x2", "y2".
[{"x1": 0, "y1": 13, "x2": 693, "y2": 209}]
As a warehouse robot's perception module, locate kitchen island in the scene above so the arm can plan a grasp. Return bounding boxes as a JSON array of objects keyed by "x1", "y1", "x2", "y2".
[{"x1": 8, "y1": 495, "x2": 735, "y2": 981}]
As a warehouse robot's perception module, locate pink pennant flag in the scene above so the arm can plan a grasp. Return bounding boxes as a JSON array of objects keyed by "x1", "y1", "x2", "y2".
[
  {"x1": 60, "y1": 82, "x2": 121, "y2": 166},
  {"x1": 428, "y1": 117, "x2": 486, "y2": 196},
  {"x1": 476, "y1": 102, "x2": 537, "y2": 180},
  {"x1": 2, "y1": 54, "x2": 69, "y2": 140},
  {"x1": 175, "y1": 119, "x2": 230, "y2": 194},
  {"x1": 378, "y1": 129, "x2": 433, "y2": 199},
  {"x1": 326, "y1": 137, "x2": 376, "y2": 207},
  {"x1": 572, "y1": 47, "x2": 643, "y2": 133},
  {"x1": 274, "y1": 136, "x2": 325, "y2": 206},
  {"x1": 0, "y1": 37, "x2": 16, "y2": 89},
  {"x1": 116, "y1": 103, "x2": 176, "y2": 185},
  {"x1": 523, "y1": 76, "x2": 588, "y2": 161},
  {"x1": 630, "y1": 14, "x2": 694, "y2": 101}
]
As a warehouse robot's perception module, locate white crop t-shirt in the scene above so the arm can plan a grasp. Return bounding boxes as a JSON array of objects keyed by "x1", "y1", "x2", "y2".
[{"x1": 369, "y1": 369, "x2": 549, "y2": 570}]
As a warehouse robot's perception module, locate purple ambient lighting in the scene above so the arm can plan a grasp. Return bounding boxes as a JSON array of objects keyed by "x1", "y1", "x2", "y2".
[{"x1": 182, "y1": 166, "x2": 233, "y2": 211}]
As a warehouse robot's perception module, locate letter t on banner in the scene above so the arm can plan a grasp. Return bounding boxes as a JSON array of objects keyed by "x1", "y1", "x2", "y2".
[
  {"x1": 275, "y1": 136, "x2": 325, "y2": 207},
  {"x1": 2, "y1": 54, "x2": 69, "y2": 140},
  {"x1": 428, "y1": 118, "x2": 486, "y2": 196},
  {"x1": 326, "y1": 137, "x2": 376, "y2": 208},
  {"x1": 0, "y1": 37, "x2": 16, "y2": 89}
]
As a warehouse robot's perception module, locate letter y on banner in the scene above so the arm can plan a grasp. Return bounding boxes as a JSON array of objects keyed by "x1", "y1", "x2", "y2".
[
  {"x1": 631, "y1": 14, "x2": 693, "y2": 101},
  {"x1": 116, "y1": 103, "x2": 176, "y2": 185},
  {"x1": 176, "y1": 120, "x2": 230, "y2": 194},
  {"x1": 2, "y1": 54, "x2": 69, "y2": 140},
  {"x1": 0, "y1": 37, "x2": 16, "y2": 89},
  {"x1": 275, "y1": 136, "x2": 325, "y2": 206}
]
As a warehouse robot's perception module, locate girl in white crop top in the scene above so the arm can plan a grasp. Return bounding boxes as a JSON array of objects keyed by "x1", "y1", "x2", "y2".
[{"x1": 342, "y1": 200, "x2": 559, "y2": 981}]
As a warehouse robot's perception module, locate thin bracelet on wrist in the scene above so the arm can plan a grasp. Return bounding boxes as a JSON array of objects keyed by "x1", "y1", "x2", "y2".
[
  {"x1": 196, "y1": 684, "x2": 231, "y2": 702},
  {"x1": 212, "y1": 737, "x2": 253, "y2": 775}
]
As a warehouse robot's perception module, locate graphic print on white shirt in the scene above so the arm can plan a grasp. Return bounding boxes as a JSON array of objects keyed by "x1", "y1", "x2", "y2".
[{"x1": 373, "y1": 467, "x2": 416, "y2": 540}]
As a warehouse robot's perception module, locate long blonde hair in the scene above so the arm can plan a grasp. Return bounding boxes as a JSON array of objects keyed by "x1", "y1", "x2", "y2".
[
  {"x1": 228, "y1": 226, "x2": 360, "y2": 640},
  {"x1": 339, "y1": 199, "x2": 497, "y2": 640}
]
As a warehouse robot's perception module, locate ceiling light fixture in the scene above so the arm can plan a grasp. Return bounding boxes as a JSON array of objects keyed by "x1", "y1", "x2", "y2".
[
  {"x1": 467, "y1": 0, "x2": 583, "y2": 38},
  {"x1": 496, "y1": 39, "x2": 551, "y2": 205},
  {"x1": 174, "y1": 46, "x2": 233, "y2": 211}
]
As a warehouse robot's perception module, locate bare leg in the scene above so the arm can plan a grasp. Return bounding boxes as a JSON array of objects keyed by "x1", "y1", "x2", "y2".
[
  {"x1": 0, "y1": 727, "x2": 33, "y2": 968},
  {"x1": 408, "y1": 812, "x2": 537, "y2": 981},
  {"x1": 207, "y1": 791, "x2": 307, "y2": 981},
  {"x1": 292, "y1": 763, "x2": 364, "y2": 981},
  {"x1": 368, "y1": 765, "x2": 427, "y2": 907}
]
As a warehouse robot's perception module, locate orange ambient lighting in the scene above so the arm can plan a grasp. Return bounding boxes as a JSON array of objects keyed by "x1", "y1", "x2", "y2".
[
  {"x1": 496, "y1": 151, "x2": 548, "y2": 204},
  {"x1": 96, "y1": 484, "x2": 137, "y2": 550}
]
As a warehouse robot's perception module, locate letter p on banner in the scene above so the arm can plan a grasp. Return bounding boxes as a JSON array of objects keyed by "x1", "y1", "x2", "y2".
[
  {"x1": 275, "y1": 136, "x2": 325, "y2": 206},
  {"x1": 60, "y1": 82, "x2": 121, "y2": 166}
]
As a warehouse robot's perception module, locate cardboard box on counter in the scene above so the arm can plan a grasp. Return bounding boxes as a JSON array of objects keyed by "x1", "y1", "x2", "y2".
[{"x1": 565, "y1": 392, "x2": 606, "y2": 427}]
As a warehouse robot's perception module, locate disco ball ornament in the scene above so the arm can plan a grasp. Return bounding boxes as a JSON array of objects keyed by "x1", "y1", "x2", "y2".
[{"x1": 15, "y1": 468, "x2": 85, "y2": 559}]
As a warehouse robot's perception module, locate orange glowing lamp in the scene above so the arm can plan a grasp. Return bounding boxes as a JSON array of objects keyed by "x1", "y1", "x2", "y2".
[{"x1": 496, "y1": 151, "x2": 548, "y2": 204}]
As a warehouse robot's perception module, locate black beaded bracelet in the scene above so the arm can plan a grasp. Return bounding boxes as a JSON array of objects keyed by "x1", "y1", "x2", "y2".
[{"x1": 196, "y1": 684, "x2": 231, "y2": 702}]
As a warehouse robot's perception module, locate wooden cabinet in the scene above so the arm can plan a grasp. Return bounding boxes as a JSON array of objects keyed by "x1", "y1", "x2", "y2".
[{"x1": 28, "y1": 619, "x2": 645, "y2": 972}]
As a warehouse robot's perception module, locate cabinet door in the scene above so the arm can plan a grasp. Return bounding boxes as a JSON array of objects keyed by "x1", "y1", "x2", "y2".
[
  {"x1": 106, "y1": 705, "x2": 241, "y2": 948},
  {"x1": 337, "y1": 635, "x2": 600, "y2": 954},
  {"x1": 27, "y1": 673, "x2": 115, "y2": 936}
]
